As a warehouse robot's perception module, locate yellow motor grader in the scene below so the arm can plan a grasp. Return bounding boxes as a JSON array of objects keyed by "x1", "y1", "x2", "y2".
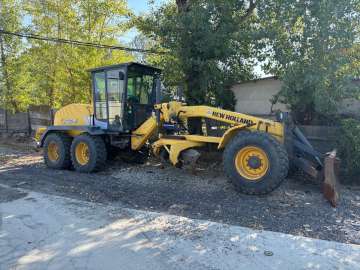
[{"x1": 35, "y1": 62, "x2": 339, "y2": 205}]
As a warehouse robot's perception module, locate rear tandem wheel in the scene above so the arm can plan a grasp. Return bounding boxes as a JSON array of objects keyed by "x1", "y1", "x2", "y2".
[
  {"x1": 70, "y1": 134, "x2": 107, "y2": 173},
  {"x1": 43, "y1": 133, "x2": 72, "y2": 170}
]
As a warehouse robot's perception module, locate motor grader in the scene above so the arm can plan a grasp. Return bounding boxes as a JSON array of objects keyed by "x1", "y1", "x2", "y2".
[{"x1": 35, "y1": 62, "x2": 339, "y2": 204}]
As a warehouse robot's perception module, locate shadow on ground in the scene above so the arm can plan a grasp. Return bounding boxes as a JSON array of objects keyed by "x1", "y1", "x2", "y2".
[{"x1": 0, "y1": 150, "x2": 359, "y2": 245}]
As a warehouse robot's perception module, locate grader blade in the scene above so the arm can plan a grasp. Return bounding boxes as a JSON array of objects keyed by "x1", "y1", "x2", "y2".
[
  {"x1": 181, "y1": 149, "x2": 201, "y2": 166},
  {"x1": 323, "y1": 150, "x2": 340, "y2": 207}
]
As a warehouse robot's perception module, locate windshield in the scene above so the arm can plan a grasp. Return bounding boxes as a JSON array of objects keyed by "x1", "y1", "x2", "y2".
[{"x1": 127, "y1": 71, "x2": 155, "y2": 105}]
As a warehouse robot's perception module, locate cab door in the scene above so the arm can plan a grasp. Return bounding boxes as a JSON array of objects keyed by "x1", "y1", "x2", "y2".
[
  {"x1": 106, "y1": 69, "x2": 126, "y2": 131},
  {"x1": 92, "y1": 69, "x2": 126, "y2": 131},
  {"x1": 126, "y1": 71, "x2": 156, "y2": 130},
  {"x1": 93, "y1": 71, "x2": 108, "y2": 129}
]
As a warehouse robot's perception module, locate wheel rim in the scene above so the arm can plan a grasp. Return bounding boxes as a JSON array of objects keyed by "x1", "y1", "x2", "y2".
[
  {"x1": 75, "y1": 142, "x2": 90, "y2": 166},
  {"x1": 48, "y1": 142, "x2": 60, "y2": 162},
  {"x1": 235, "y1": 146, "x2": 269, "y2": 181}
]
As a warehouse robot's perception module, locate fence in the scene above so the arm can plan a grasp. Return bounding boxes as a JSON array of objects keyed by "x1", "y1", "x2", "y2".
[
  {"x1": 0, "y1": 105, "x2": 339, "y2": 153},
  {"x1": 0, "y1": 105, "x2": 53, "y2": 134}
]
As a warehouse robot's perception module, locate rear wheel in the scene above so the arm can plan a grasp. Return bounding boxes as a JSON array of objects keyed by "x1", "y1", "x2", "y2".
[
  {"x1": 71, "y1": 134, "x2": 107, "y2": 173},
  {"x1": 223, "y1": 132, "x2": 289, "y2": 195},
  {"x1": 43, "y1": 133, "x2": 72, "y2": 170}
]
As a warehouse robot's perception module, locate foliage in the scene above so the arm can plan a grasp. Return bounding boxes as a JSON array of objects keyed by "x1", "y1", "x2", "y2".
[
  {"x1": 0, "y1": 0, "x2": 23, "y2": 112},
  {"x1": 338, "y1": 118, "x2": 360, "y2": 176},
  {"x1": 0, "y1": 0, "x2": 133, "y2": 111},
  {"x1": 1, "y1": 0, "x2": 359, "y2": 118},
  {"x1": 257, "y1": 0, "x2": 360, "y2": 123},
  {"x1": 136, "y1": 0, "x2": 257, "y2": 109}
]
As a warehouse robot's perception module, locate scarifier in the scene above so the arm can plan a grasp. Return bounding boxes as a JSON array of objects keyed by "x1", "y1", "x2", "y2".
[{"x1": 35, "y1": 63, "x2": 340, "y2": 206}]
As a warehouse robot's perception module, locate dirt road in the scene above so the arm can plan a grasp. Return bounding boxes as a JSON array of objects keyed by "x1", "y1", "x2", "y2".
[{"x1": 1, "y1": 143, "x2": 359, "y2": 245}]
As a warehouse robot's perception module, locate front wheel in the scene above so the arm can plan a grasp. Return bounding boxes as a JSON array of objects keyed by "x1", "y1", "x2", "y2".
[
  {"x1": 223, "y1": 132, "x2": 289, "y2": 195},
  {"x1": 70, "y1": 134, "x2": 107, "y2": 173}
]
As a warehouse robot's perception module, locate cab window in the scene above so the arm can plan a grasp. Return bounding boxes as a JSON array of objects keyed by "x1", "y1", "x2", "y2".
[
  {"x1": 127, "y1": 73, "x2": 154, "y2": 105},
  {"x1": 94, "y1": 72, "x2": 107, "y2": 120}
]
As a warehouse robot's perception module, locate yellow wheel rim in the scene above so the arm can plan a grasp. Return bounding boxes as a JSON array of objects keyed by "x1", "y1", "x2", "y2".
[
  {"x1": 235, "y1": 146, "x2": 269, "y2": 181},
  {"x1": 75, "y1": 142, "x2": 90, "y2": 166},
  {"x1": 48, "y1": 142, "x2": 60, "y2": 162}
]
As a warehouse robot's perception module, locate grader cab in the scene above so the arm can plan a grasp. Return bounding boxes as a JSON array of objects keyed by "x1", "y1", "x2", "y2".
[{"x1": 36, "y1": 62, "x2": 340, "y2": 206}]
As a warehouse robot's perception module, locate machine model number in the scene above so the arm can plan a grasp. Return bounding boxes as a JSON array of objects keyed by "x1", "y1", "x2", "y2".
[{"x1": 63, "y1": 119, "x2": 78, "y2": 125}]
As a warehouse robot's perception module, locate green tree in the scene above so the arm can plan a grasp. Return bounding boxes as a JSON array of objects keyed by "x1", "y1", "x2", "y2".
[
  {"x1": 0, "y1": 0, "x2": 23, "y2": 112},
  {"x1": 21, "y1": 0, "x2": 133, "y2": 108},
  {"x1": 257, "y1": 0, "x2": 360, "y2": 123},
  {"x1": 137, "y1": 0, "x2": 257, "y2": 109}
]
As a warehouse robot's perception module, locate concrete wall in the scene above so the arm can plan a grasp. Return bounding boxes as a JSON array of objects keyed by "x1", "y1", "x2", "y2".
[
  {"x1": 231, "y1": 77, "x2": 288, "y2": 116},
  {"x1": 232, "y1": 78, "x2": 360, "y2": 118}
]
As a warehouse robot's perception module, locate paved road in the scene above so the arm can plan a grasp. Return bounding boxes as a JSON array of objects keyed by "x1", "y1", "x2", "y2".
[{"x1": 1, "y1": 184, "x2": 359, "y2": 270}]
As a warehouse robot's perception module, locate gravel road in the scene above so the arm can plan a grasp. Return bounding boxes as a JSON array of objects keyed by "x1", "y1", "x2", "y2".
[{"x1": 0, "y1": 143, "x2": 359, "y2": 245}]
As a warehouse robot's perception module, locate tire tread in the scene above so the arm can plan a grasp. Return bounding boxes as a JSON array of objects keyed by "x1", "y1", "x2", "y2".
[
  {"x1": 223, "y1": 131, "x2": 289, "y2": 195},
  {"x1": 70, "y1": 134, "x2": 107, "y2": 173},
  {"x1": 43, "y1": 132, "x2": 72, "y2": 170}
]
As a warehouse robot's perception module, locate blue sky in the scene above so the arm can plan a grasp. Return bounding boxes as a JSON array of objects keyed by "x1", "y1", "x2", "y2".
[
  {"x1": 122, "y1": 0, "x2": 167, "y2": 42},
  {"x1": 127, "y1": 0, "x2": 163, "y2": 14},
  {"x1": 127, "y1": 0, "x2": 149, "y2": 13}
]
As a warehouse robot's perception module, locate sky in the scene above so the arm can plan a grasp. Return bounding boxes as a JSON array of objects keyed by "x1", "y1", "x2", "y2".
[
  {"x1": 122, "y1": 0, "x2": 168, "y2": 42},
  {"x1": 127, "y1": 0, "x2": 163, "y2": 14}
]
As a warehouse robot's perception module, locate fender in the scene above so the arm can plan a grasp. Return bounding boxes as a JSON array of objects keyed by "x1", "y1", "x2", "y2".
[
  {"x1": 38, "y1": 126, "x2": 105, "y2": 147},
  {"x1": 217, "y1": 124, "x2": 248, "y2": 149}
]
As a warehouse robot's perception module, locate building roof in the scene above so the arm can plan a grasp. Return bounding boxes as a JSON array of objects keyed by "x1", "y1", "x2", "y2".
[
  {"x1": 237, "y1": 76, "x2": 360, "y2": 85},
  {"x1": 237, "y1": 76, "x2": 278, "y2": 84}
]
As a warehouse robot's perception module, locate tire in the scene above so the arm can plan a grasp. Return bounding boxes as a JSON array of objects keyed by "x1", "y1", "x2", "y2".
[
  {"x1": 223, "y1": 132, "x2": 289, "y2": 195},
  {"x1": 43, "y1": 133, "x2": 72, "y2": 170},
  {"x1": 70, "y1": 134, "x2": 107, "y2": 173}
]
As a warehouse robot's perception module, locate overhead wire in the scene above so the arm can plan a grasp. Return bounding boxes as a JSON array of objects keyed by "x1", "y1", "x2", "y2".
[{"x1": 0, "y1": 29, "x2": 166, "y2": 55}]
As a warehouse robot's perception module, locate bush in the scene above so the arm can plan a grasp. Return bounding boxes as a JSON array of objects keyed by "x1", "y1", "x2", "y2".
[{"x1": 338, "y1": 118, "x2": 360, "y2": 177}]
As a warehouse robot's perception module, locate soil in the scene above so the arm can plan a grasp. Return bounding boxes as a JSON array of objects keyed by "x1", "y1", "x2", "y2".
[{"x1": 0, "y1": 141, "x2": 359, "y2": 245}]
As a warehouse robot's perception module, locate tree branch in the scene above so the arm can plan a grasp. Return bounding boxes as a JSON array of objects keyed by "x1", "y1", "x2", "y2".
[
  {"x1": 176, "y1": 0, "x2": 189, "y2": 13},
  {"x1": 239, "y1": 0, "x2": 256, "y2": 22}
]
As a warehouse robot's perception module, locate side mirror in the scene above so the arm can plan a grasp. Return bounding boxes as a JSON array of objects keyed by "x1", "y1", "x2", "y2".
[{"x1": 119, "y1": 72, "x2": 125, "y2": 80}]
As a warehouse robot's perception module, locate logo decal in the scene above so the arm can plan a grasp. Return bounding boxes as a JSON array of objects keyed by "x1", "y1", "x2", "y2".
[
  {"x1": 63, "y1": 119, "x2": 78, "y2": 125},
  {"x1": 212, "y1": 111, "x2": 254, "y2": 126}
]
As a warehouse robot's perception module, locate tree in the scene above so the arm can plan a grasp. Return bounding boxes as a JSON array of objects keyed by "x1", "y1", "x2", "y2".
[
  {"x1": 0, "y1": 0, "x2": 23, "y2": 112},
  {"x1": 137, "y1": 0, "x2": 258, "y2": 109},
  {"x1": 257, "y1": 0, "x2": 360, "y2": 123},
  {"x1": 20, "y1": 0, "x2": 133, "y2": 108}
]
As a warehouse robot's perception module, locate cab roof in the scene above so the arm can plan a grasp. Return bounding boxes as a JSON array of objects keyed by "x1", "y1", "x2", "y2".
[{"x1": 88, "y1": 62, "x2": 161, "y2": 73}]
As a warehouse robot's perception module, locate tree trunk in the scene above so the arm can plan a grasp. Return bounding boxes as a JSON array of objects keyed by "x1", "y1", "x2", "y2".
[{"x1": 176, "y1": 0, "x2": 189, "y2": 12}]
